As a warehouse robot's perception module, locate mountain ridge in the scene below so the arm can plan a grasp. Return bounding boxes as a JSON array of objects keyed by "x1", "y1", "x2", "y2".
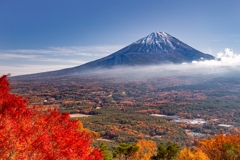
[{"x1": 13, "y1": 32, "x2": 215, "y2": 78}]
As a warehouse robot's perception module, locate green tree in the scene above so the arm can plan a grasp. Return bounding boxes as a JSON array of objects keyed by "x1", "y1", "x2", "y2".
[
  {"x1": 224, "y1": 142, "x2": 240, "y2": 159},
  {"x1": 99, "y1": 142, "x2": 112, "y2": 160},
  {"x1": 151, "y1": 142, "x2": 180, "y2": 160},
  {"x1": 113, "y1": 143, "x2": 139, "y2": 160}
]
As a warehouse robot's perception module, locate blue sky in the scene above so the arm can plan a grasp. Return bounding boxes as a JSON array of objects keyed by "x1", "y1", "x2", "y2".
[{"x1": 0, "y1": 0, "x2": 240, "y2": 76}]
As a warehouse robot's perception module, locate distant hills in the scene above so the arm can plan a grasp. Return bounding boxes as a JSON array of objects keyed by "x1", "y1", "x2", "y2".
[{"x1": 14, "y1": 31, "x2": 215, "y2": 78}]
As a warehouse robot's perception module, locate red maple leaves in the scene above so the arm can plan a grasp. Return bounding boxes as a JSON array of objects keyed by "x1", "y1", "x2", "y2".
[{"x1": 0, "y1": 75, "x2": 103, "y2": 160}]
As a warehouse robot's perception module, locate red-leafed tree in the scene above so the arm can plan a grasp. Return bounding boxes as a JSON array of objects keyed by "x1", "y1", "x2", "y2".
[{"x1": 0, "y1": 75, "x2": 103, "y2": 160}]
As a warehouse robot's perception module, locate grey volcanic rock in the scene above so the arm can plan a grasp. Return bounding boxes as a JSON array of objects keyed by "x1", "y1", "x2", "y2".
[{"x1": 14, "y1": 32, "x2": 215, "y2": 78}]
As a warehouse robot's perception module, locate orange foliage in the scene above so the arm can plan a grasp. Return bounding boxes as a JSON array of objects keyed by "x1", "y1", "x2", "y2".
[
  {"x1": 197, "y1": 132, "x2": 240, "y2": 160},
  {"x1": 179, "y1": 132, "x2": 240, "y2": 160},
  {"x1": 132, "y1": 139, "x2": 157, "y2": 160}
]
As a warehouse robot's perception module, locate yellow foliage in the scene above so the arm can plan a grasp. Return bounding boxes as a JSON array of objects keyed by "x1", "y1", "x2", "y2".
[
  {"x1": 178, "y1": 148, "x2": 209, "y2": 160},
  {"x1": 131, "y1": 139, "x2": 157, "y2": 160},
  {"x1": 77, "y1": 120, "x2": 99, "y2": 139}
]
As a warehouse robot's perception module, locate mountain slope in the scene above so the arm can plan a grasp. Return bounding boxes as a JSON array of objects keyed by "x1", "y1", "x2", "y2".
[
  {"x1": 81, "y1": 31, "x2": 214, "y2": 66},
  {"x1": 14, "y1": 32, "x2": 215, "y2": 78}
]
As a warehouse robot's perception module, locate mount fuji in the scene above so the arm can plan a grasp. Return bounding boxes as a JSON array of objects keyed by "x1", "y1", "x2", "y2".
[
  {"x1": 15, "y1": 31, "x2": 215, "y2": 78},
  {"x1": 88, "y1": 31, "x2": 214, "y2": 66}
]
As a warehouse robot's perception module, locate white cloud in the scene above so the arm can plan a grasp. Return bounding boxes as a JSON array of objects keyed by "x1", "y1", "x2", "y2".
[{"x1": 192, "y1": 48, "x2": 240, "y2": 67}]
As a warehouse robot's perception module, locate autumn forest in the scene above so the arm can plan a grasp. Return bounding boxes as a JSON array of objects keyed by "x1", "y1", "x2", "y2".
[{"x1": 0, "y1": 71, "x2": 238, "y2": 159}]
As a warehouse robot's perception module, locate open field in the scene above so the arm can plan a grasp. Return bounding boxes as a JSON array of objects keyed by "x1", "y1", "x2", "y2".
[{"x1": 70, "y1": 114, "x2": 92, "y2": 118}]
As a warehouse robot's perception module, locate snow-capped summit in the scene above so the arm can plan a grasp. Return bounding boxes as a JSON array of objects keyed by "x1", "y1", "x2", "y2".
[
  {"x1": 135, "y1": 31, "x2": 173, "y2": 46},
  {"x1": 133, "y1": 31, "x2": 193, "y2": 53}
]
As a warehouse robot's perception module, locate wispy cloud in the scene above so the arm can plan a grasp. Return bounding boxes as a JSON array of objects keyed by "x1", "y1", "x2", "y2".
[
  {"x1": 3, "y1": 45, "x2": 124, "y2": 56},
  {"x1": 0, "y1": 53, "x2": 88, "y2": 64},
  {"x1": 34, "y1": 58, "x2": 87, "y2": 64},
  {"x1": 0, "y1": 45, "x2": 124, "y2": 76},
  {"x1": 0, "y1": 65, "x2": 77, "y2": 76},
  {"x1": 0, "y1": 53, "x2": 37, "y2": 59}
]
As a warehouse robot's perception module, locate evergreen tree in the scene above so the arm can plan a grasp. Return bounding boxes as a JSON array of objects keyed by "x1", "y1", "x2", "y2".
[
  {"x1": 151, "y1": 142, "x2": 180, "y2": 160},
  {"x1": 113, "y1": 143, "x2": 139, "y2": 160},
  {"x1": 99, "y1": 142, "x2": 112, "y2": 160}
]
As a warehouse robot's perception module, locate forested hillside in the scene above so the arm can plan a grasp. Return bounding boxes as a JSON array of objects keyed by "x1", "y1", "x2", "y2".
[{"x1": 10, "y1": 74, "x2": 240, "y2": 150}]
